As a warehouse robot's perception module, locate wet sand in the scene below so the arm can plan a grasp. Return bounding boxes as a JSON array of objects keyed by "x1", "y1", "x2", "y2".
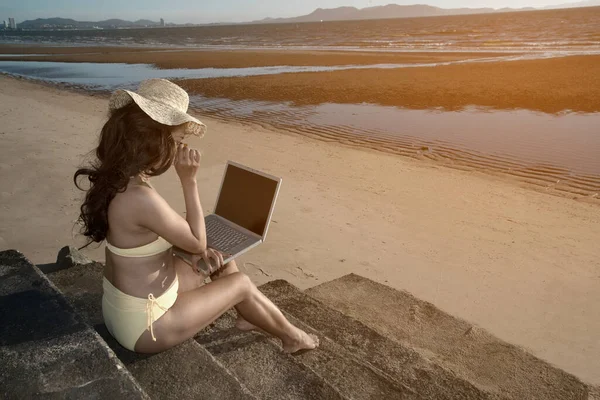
[
  {"x1": 177, "y1": 55, "x2": 600, "y2": 114},
  {"x1": 0, "y1": 45, "x2": 169, "y2": 54},
  {"x1": 0, "y1": 45, "x2": 514, "y2": 68},
  {"x1": 1, "y1": 75, "x2": 599, "y2": 385}
]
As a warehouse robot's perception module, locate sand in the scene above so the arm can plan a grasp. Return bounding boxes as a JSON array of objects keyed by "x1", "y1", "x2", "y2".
[{"x1": 1, "y1": 75, "x2": 599, "y2": 385}]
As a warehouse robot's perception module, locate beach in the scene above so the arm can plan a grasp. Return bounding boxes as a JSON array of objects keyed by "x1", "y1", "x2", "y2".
[
  {"x1": 1, "y1": 4, "x2": 600, "y2": 386},
  {"x1": 1, "y1": 74, "x2": 599, "y2": 386}
]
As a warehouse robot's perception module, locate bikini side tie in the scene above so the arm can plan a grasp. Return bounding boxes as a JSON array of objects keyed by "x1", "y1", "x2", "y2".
[{"x1": 146, "y1": 293, "x2": 169, "y2": 342}]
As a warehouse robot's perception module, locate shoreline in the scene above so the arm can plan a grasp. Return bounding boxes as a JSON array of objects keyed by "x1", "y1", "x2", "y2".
[{"x1": 1, "y1": 76, "x2": 599, "y2": 384}]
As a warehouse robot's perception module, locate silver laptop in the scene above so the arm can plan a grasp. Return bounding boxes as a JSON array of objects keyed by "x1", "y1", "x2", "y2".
[{"x1": 174, "y1": 160, "x2": 282, "y2": 270}]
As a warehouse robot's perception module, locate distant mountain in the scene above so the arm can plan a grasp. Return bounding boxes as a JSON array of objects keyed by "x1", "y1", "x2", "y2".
[
  {"x1": 254, "y1": 1, "x2": 600, "y2": 23},
  {"x1": 135, "y1": 19, "x2": 159, "y2": 25},
  {"x1": 254, "y1": 5, "x2": 504, "y2": 23},
  {"x1": 18, "y1": 17, "x2": 162, "y2": 30},
  {"x1": 17, "y1": 17, "x2": 79, "y2": 29}
]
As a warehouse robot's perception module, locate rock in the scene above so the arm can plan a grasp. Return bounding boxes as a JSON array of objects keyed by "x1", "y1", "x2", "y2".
[{"x1": 56, "y1": 245, "x2": 93, "y2": 271}]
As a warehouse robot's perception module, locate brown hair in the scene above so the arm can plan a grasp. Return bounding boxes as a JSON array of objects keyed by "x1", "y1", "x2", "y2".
[{"x1": 74, "y1": 102, "x2": 177, "y2": 249}]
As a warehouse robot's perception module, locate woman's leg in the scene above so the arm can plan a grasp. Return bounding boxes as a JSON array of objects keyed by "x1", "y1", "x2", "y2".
[
  {"x1": 173, "y1": 257, "x2": 264, "y2": 333},
  {"x1": 209, "y1": 260, "x2": 268, "y2": 331},
  {"x1": 174, "y1": 255, "x2": 259, "y2": 329},
  {"x1": 134, "y1": 271, "x2": 318, "y2": 354}
]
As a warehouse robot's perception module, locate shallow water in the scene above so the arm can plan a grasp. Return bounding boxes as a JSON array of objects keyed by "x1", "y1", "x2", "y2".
[
  {"x1": 0, "y1": 60, "x2": 410, "y2": 89},
  {"x1": 189, "y1": 96, "x2": 600, "y2": 196},
  {"x1": 2, "y1": 60, "x2": 519, "y2": 89}
]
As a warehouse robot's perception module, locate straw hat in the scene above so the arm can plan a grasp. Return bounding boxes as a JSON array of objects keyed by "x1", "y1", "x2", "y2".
[{"x1": 109, "y1": 79, "x2": 207, "y2": 137}]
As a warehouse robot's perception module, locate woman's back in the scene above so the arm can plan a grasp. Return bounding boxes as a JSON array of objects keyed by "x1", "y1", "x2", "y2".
[{"x1": 104, "y1": 176, "x2": 176, "y2": 298}]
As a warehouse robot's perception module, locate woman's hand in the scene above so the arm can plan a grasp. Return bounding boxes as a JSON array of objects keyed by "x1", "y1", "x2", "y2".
[
  {"x1": 174, "y1": 143, "x2": 201, "y2": 184},
  {"x1": 190, "y1": 248, "x2": 224, "y2": 275}
]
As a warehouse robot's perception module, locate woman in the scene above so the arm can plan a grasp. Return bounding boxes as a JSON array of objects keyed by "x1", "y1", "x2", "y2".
[{"x1": 74, "y1": 78, "x2": 318, "y2": 354}]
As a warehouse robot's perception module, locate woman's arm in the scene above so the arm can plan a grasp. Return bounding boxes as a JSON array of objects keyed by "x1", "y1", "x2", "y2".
[
  {"x1": 134, "y1": 143, "x2": 207, "y2": 254},
  {"x1": 181, "y1": 178, "x2": 206, "y2": 248},
  {"x1": 134, "y1": 185, "x2": 207, "y2": 254}
]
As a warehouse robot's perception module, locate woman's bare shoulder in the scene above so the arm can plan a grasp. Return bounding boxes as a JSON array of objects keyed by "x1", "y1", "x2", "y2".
[{"x1": 109, "y1": 183, "x2": 165, "y2": 221}]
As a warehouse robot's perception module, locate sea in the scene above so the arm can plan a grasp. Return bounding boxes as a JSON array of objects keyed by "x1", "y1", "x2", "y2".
[
  {"x1": 1, "y1": 6, "x2": 599, "y2": 198},
  {"x1": 1, "y1": 7, "x2": 600, "y2": 53}
]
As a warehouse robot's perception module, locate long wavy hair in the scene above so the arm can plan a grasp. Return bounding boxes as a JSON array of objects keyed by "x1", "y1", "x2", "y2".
[{"x1": 74, "y1": 102, "x2": 177, "y2": 249}]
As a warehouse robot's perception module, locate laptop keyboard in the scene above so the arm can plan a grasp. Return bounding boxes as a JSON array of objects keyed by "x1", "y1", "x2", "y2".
[{"x1": 206, "y1": 218, "x2": 249, "y2": 253}]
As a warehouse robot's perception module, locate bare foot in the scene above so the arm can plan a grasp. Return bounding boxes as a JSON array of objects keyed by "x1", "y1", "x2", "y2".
[
  {"x1": 235, "y1": 316, "x2": 258, "y2": 331},
  {"x1": 236, "y1": 317, "x2": 319, "y2": 354},
  {"x1": 282, "y1": 329, "x2": 319, "y2": 354}
]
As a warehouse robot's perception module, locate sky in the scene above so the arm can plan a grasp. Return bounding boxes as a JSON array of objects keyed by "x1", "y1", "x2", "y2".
[{"x1": 0, "y1": 0, "x2": 588, "y2": 24}]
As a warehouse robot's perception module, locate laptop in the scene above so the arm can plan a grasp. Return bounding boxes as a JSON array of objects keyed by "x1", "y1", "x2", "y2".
[{"x1": 174, "y1": 160, "x2": 282, "y2": 272}]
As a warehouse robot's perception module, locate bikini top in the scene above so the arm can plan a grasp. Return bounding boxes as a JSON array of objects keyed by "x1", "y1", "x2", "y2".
[{"x1": 105, "y1": 236, "x2": 173, "y2": 258}]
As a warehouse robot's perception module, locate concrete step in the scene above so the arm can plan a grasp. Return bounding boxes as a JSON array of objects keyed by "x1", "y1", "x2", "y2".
[
  {"x1": 277, "y1": 311, "x2": 418, "y2": 400},
  {"x1": 306, "y1": 273, "x2": 598, "y2": 400},
  {"x1": 247, "y1": 283, "x2": 421, "y2": 399},
  {"x1": 47, "y1": 247, "x2": 412, "y2": 399},
  {"x1": 196, "y1": 311, "x2": 348, "y2": 400},
  {"x1": 0, "y1": 250, "x2": 147, "y2": 399},
  {"x1": 44, "y1": 247, "x2": 256, "y2": 400},
  {"x1": 260, "y1": 279, "x2": 502, "y2": 400},
  {"x1": 101, "y1": 331, "x2": 257, "y2": 400}
]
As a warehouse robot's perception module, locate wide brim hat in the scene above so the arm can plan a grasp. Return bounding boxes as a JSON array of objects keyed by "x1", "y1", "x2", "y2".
[{"x1": 109, "y1": 79, "x2": 207, "y2": 137}]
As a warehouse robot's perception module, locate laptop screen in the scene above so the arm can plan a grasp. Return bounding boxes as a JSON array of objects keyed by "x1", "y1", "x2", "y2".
[{"x1": 214, "y1": 163, "x2": 279, "y2": 237}]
